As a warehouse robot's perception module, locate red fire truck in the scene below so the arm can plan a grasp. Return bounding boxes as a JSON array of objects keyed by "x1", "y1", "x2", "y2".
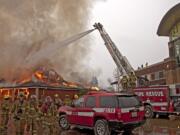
[
  {"x1": 92, "y1": 23, "x2": 180, "y2": 118},
  {"x1": 134, "y1": 85, "x2": 180, "y2": 118}
]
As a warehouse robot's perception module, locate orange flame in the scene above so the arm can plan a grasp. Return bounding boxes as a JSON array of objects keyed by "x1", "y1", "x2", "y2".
[{"x1": 35, "y1": 71, "x2": 43, "y2": 80}]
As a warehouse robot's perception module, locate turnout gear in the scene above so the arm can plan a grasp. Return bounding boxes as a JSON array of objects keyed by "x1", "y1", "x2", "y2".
[
  {"x1": 120, "y1": 76, "x2": 128, "y2": 90},
  {"x1": 0, "y1": 95, "x2": 11, "y2": 134},
  {"x1": 26, "y1": 95, "x2": 39, "y2": 135},
  {"x1": 128, "y1": 72, "x2": 137, "y2": 89},
  {"x1": 64, "y1": 95, "x2": 71, "y2": 106},
  {"x1": 53, "y1": 95, "x2": 62, "y2": 110},
  {"x1": 41, "y1": 96, "x2": 56, "y2": 135},
  {"x1": 11, "y1": 94, "x2": 28, "y2": 135}
]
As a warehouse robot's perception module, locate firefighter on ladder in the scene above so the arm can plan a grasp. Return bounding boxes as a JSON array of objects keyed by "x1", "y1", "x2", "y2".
[
  {"x1": 0, "y1": 95, "x2": 11, "y2": 135},
  {"x1": 128, "y1": 72, "x2": 137, "y2": 89},
  {"x1": 11, "y1": 92, "x2": 28, "y2": 135},
  {"x1": 26, "y1": 95, "x2": 39, "y2": 135},
  {"x1": 120, "y1": 75, "x2": 128, "y2": 90}
]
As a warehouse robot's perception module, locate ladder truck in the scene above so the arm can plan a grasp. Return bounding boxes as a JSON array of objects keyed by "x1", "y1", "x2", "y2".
[{"x1": 93, "y1": 23, "x2": 180, "y2": 118}]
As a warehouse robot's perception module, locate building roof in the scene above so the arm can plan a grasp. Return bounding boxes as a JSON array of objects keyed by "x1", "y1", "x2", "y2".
[{"x1": 157, "y1": 3, "x2": 180, "y2": 36}]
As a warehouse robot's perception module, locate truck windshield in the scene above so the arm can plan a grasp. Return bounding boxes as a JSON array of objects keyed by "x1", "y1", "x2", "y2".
[{"x1": 118, "y1": 96, "x2": 141, "y2": 108}]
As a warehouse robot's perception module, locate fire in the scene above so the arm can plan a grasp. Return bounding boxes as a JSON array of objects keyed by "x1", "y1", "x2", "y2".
[
  {"x1": 35, "y1": 71, "x2": 43, "y2": 80},
  {"x1": 90, "y1": 86, "x2": 100, "y2": 91},
  {"x1": 63, "y1": 82, "x2": 78, "y2": 88},
  {"x1": 4, "y1": 67, "x2": 82, "y2": 89},
  {"x1": 20, "y1": 78, "x2": 32, "y2": 84}
]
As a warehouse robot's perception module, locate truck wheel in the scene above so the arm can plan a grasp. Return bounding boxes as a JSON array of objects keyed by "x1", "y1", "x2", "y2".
[
  {"x1": 94, "y1": 119, "x2": 110, "y2": 135},
  {"x1": 145, "y1": 105, "x2": 154, "y2": 118},
  {"x1": 59, "y1": 115, "x2": 70, "y2": 130}
]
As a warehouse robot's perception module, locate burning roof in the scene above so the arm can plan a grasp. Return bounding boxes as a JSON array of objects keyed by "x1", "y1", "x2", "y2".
[{"x1": 0, "y1": 67, "x2": 83, "y2": 89}]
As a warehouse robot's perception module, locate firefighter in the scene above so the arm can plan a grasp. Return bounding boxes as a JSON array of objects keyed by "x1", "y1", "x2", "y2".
[
  {"x1": 71, "y1": 94, "x2": 79, "y2": 106},
  {"x1": 26, "y1": 95, "x2": 39, "y2": 135},
  {"x1": 53, "y1": 94, "x2": 62, "y2": 110},
  {"x1": 38, "y1": 95, "x2": 45, "y2": 108},
  {"x1": 64, "y1": 95, "x2": 72, "y2": 106},
  {"x1": 0, "y1": 95, "x2": 11, "y2": 134},
  {"x1": 11, "y1": 92, "x2": 28, "y2": 135},
  {"x1": 53, "y1": 94, "x2": 62, "y2": 134},
  {"x1": 120, "y1": 75, "x2": 128, "y2": 90},
  {"x1": 128, "y1": 72, "x2": 137, "y2": 89},
  {"x1": 41, "y1": 96, "x2": 56, "y2": 135}
]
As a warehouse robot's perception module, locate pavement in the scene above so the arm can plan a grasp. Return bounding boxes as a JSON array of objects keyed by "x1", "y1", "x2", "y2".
[{"x1": 1, "y1": 115, "x2": 180, "y2": 135}]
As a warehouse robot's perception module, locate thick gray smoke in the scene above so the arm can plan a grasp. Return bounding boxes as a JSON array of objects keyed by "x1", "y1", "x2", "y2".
[{"x1": 0, "y1": 0, "x2": 101, "y2": 84}]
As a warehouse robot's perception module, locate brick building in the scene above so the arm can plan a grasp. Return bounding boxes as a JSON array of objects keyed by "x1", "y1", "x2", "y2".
[{"x1": 135, "y1": 3, "x2": 180, "y2": 86}]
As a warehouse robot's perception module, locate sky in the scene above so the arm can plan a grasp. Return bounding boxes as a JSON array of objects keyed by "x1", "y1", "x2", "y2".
[{"x1": 86, "y1": 0, "x2": 180, "y2": 87}]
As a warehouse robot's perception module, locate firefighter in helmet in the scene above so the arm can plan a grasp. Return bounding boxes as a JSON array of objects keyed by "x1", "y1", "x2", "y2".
[
  {"x1": 74, "y1": 94, "x2": 78, "y2": 100},
  {"x1": 26, "y1": 94, "x2": 39, "y2": 135},
  {"x1": 128, "y1": 72, "x2": 137, "y2": 89},
  {"x1": 53, "y1": 94, "x2": 63, "y2": 110},
  {"x1": 64, "y1": 95, "x2": 72, "y2": 106},
  {"x1": 11, "y1": 92, "x2": 28, "y2": 135},
  {"x1": 0, "y1": 95, "x2": 11, "y2": 134},
  {"x1": 71, "y1": 94, "x2": 79, "y2": 106},
  {"x1": 53, "y1": 94, "x2": 63, "y2": 134},
  {"x1": 120, "y1": 75, "x2": 128, "y2": 90},
  {"x1": 41, "y1": 96, "x2": 56, "y2": 135}
]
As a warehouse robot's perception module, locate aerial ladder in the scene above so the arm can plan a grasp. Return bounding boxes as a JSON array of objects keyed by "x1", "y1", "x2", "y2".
[
  {"x1": 42, "y1": 22, "x2": 147, "y2": 90},
  {"x1": 93, "y1": 23, "x2": 138, "y2": 91}
]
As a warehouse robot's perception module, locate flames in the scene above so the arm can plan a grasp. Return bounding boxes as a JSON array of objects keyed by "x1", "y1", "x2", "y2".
[
  {"x1": 16, "y1": 67, "x2": 80, "y2": 88},
  {"x1": 0, "y1": 67, "x2": 99, "y2": 100},
  {"x1": 35, "y1": 71, "x2": 43, "y2": 80}
]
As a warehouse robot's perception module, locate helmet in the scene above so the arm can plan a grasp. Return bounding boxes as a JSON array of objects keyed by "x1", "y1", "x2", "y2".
[
  {"x1": 18, "y1": 92, "x2": 25, "y2": 97},
  {"x1": 54, "y1": 94, "x2": 59, "y2": 98},
  {"x1": 74, "y1": 94, "x2": 78, "y2": 99},
  {"x1": 4, "y1": 95, "x2": 10, "y2": 99},
  {"x1": 45, "y1": 96, "x2": 52, "y2": 103},
  {"x1": 30, "y1": 94, "x2": 37, "y2": 99}
]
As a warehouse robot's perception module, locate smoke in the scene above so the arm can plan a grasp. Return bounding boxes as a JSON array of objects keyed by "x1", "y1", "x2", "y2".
[{"x1": 0, "y1": 0, "x2": 100, "y2": 84}]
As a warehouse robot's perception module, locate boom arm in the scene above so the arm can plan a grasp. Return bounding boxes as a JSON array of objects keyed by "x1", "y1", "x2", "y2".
[{"x1": 93, "y1": 23, "x2": 134, "y2": 76}]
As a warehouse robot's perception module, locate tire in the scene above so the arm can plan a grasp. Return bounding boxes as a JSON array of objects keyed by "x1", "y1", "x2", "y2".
[
  {"x1": 94, "y1": 119, "x2": 110, "y2": 135},
  {"x1": 59, "y1": 115, "x2": 70, "y2": 130},
  {"x1": 145, "y1": 105, "x2": 154, "y2": 118}
]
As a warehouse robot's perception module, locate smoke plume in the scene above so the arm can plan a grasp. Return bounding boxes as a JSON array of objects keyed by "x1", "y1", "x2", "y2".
[{"x1": 0, "y1": 0, "x2": 99, "y2": 84}]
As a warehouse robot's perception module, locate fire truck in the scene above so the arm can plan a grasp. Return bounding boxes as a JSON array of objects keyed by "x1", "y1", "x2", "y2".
[
  {"x1": 134, "y1": 85, "x2": 180, "y2": 118},
  {"x1": 55, "y1": 22, "x2": 180, "y2": 118},
  {"x1": 91, "y1": 23, "x2": 180, "y2": 118}
]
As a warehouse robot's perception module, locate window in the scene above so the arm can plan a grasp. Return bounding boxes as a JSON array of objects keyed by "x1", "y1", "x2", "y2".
[
  {"x1": 176, "y1": 88, "x2": 180, "y2": 94},
  {"x1": 159, "y1": 71, "x2": 164, "y2": 79},
  {"x1": 147, "y1": 74, "x2": 151, "y2": 81},
  {"x1": 170, "y1": 22, "x2": 180, "y2": 41},
  {"x1": 174, "y1": 40, "x2": 180, "y2": 67},
  {"x1": 99, "y1": 96, "x2": 118, "y2": 108},
  {"x1": 86, "y1": 96, "x2": 96, "y2": 108},
  {"x1": 118, "y1": 96, "x2": 141, "y2": 108},
  {"x1": 155, "y1": 72, "x2": 159, "y2": 80},
  {"x1": 74, "y1": 97, "x2": 84, "y2": 107},
  {"x1": 151, "y1": 74, "x2": 155, "y2": 80}
]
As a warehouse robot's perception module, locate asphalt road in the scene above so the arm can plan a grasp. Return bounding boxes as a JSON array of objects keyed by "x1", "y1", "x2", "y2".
[{"x1": 2, "y1": 118, "x2": 180, "y2": 135}]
